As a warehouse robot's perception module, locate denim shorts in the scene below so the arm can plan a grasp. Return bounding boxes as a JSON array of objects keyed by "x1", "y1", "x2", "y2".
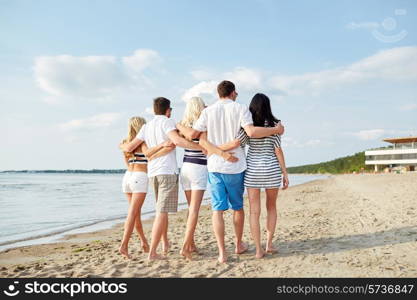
[{"x1": 208, "y1": 172, "x2": 245, "y2": 211}]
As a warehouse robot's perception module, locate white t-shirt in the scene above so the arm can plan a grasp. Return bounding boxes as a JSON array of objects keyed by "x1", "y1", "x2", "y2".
[
  {"x1": 193, "y1": 99, "x2": 253, "y2": 174},
  {"x1": 136, "y1": 115, "x2": 178, "y2": 177}
]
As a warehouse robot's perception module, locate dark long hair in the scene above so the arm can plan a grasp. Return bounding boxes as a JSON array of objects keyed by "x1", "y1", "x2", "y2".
[{"x1": 249, "y1": 93, "x2": 280, "y2": 127}]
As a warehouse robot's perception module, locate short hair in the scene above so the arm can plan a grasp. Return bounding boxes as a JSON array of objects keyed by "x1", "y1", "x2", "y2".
[
  {"x1": 217, "y1": 80, "x2": 235, "y2": 98},
  {"x1": 153, "y1": 97, "x2": 171, "y2": 115}
]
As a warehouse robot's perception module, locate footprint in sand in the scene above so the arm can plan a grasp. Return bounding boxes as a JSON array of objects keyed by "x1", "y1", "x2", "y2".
[
  {"x1": 113, "y1": 262, "x2": 128, "y2": 269},
  {"x1": 105, "y1": 268, "x2": 121, "y2": 277}
]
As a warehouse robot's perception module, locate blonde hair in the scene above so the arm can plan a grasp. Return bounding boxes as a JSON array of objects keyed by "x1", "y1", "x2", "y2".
[
  {"x1": 180, "y1": 97, "x2": 206, "y2": 128},
  {"x1": 122, "y1": 116, "x2": 146, "y2": 157}
]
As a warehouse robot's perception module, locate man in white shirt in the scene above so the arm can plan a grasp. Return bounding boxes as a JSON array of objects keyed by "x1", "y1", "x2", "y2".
[
  {"x1": 188, "y1": 81, "x2": 284, "y2": 263},
  {"x1": 120, "y1": 97, "x2": 236, "y2": 260}
]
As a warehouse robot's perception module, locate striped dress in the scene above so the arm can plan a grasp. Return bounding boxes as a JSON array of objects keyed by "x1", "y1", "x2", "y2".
[{"x1": 237, "y1": 128, "x2": 282, "y2": 188}]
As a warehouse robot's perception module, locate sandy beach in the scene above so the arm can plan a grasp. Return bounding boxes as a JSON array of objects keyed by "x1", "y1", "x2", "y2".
[{"x1": 1, "y1": 173, "x2": 416, "y2": 278}]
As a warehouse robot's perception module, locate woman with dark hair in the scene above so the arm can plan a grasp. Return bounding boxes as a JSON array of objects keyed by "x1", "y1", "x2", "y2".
[{"x1": 239, "y1": 93, "x2": 289, "y2": 258}]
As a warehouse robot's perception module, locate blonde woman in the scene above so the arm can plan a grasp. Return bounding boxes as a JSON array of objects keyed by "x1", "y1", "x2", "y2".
[
  {"x1": 119, "y1": 116, "x2": 174, "y2": 259},
  {"x1": 176, "y1": 98, "x2": 238, "y2": 260},
  {"x1": 175, "y1": 97, "x2": 209, "y2": 259}
]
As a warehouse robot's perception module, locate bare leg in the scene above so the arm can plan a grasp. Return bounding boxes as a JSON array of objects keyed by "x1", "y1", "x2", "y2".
[
  {"x1": 185, "y1": 190, "x2": 192, "y2": 206},
  {"x1": 119, "y1": 193, "x2": 133, "y2": 258},
  {"x1": 181, "y1": 190, "x2": 204, "y2": 259},
  {"x1": 248, "y1": 188, "x2": 264, "y2": 258},
  {"x1": 183, "y1": 190, "x2": 196, "y2": 252},
  {"x1": 212, "y1": 210, "x2": 227, "y2": 263},
  {"x1": 119, "y1": 193, "x2": 146, "y2": 258},
  {"x1": 233, "y1": 208, "x2": 248, "y2": 254},
  {"x1": 265, "y1": 188, "x2": 279, "y2": 253},
  {"x1": 148, "y1": 212, "x2": 168, "y2": 260},
  {"x1": 131, "y1": 193, "x2": 149, "y2": 253},
  {"x1": 161, "y1": 217, "x2": 169, "y2": 255}
]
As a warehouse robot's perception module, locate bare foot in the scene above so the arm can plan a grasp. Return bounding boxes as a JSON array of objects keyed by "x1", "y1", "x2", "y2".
[
  {"x1": 266, "y1": 245, "x2": 278, "y2": 254},
  {"x1": 255, "y1": 249, "x2": 265, "y2": 259},
  {"x1": 162, "y1": 241, "x2": 170, "y2": 255},
  {"x1": 189, "y1": 244, "x2": 199, "y2": 253},
  {"x1": 148, "y1": 253, "x2": 166, "y2": 261},
  {"x1": 218, "y1": 254, "x2": 227, "y2": 263},
  {"x1": 141, "y1": 242, "x2": 150, "y2": 253},
  {"x1": 118, "y1": 246, "x2": 131, "y2": 259},
  {"x1": 180, "y1": 248, "x2": 193, "y2": 260},
  {"x1": 235, "y1": 242, "x2": 248, "y2": 254}
]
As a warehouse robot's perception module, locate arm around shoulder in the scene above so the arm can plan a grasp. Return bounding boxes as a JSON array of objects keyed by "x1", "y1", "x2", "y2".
[
  {"x1": 199, "y1": 132, "x2": 238, "y2": 162},
  {"x1": 176, "y1": 123, "x2": 200, "y2": 140},
  {"x1": 243, "y1": 124, "x2": 274, "y2": 138},
  {"x1": 243, "y1": 122, "x2": 284, "y2": 138},
  {"x1": 167, "y1": 130, "x2": 200, "y2": 150},
  {"x1": 120, "y1": 138, "x2": 143, "y2": 153},
  {"x1": 276, "y1": 121, "x2": 285, "y2": 135}
]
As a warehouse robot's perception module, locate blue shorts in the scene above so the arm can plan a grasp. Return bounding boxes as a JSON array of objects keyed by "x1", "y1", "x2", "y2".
[{"x1": 208, "y1": 172, "x2": 245, "y2": 211}]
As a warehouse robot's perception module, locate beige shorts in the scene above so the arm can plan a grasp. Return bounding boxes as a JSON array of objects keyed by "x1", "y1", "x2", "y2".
[{"x1": 150, "y1": 174, "x2": 179, "y2": 213}]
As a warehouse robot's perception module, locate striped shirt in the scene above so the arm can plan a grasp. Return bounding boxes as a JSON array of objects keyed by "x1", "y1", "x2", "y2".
[
  {"x1": 237, "y1": 128, "x2": 282, "y2": 188},
  {"x1": 127, "y1": 153, "x2": 148, "y2": 165},
  {"x1": 183, "y1": 139, "x2": 207, "y2": 165}
]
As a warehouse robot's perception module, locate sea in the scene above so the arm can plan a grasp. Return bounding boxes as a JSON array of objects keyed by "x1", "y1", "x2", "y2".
[{"x1": 0, "y1": 172, "x2": 327, "y2": 251}]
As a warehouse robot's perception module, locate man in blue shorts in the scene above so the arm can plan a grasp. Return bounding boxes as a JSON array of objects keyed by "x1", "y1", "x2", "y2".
[{"x1": 190, "y1": 80, "x2": 284, "y2": 263}]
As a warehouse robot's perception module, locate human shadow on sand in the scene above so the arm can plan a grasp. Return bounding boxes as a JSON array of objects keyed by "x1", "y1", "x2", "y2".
[{"x1": 276, "y1": 225, "x2": 417, "y2": 257}]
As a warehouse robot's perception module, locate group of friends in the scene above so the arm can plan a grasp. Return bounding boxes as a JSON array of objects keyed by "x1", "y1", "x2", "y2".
[{"x1": 119, "y1": 80, "x2": 288, "y2": 263}]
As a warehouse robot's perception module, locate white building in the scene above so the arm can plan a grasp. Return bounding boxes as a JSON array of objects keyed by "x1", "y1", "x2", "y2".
[{"x1": 365, "y1": 136, "x2": 417, "y2": 172}]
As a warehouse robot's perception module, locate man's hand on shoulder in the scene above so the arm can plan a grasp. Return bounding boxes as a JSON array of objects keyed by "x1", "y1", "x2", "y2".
[{"x1": 275, "y1": 121, "x2": 285, "y2": 135}]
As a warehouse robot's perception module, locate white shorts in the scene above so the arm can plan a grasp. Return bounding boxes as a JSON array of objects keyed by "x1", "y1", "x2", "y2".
[
  {"x1": 122, "y1": 171, "x2": 148, "y2": 194},
  {"x1": 180, "y1": 162, "x2": 208, "y2": 191}
]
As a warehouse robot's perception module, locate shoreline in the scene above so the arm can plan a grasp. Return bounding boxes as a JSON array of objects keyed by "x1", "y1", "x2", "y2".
[
  {"x1": 0, "y1": 177, "x2": 328, "y2": 256},
  {"x1": 0, "y1": 174, "x2": 327, "y2": 252},
  {"x1": 2, "y1": 173, "x2": 416, "y2": 277},
  {"x1": 0, "y1": 198, "x2": 209, "y2": 252}
]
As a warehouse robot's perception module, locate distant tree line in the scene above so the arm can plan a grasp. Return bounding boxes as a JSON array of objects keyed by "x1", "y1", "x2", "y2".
[
  {"x1": 287, "y1": 152, "x2": 373, "y2": 174},
  {"x1": 1, "y1": 169, "x2": 126, "y2": 174}
]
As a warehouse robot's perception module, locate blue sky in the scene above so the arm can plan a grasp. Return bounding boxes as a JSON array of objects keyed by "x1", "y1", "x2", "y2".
[{"x1": 1, "y1": 0, "x2": 416, "y2": 170}]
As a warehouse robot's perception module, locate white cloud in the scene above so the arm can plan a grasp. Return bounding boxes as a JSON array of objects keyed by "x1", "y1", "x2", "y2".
[
  {"x1": 346, "y1": 22, "x2": 379, "y2": 30},
  {"x1": 181, "y1": 80, "x2": 218, "y2": 101},
  {"x1": 145, "y1": 106, "x2": 154, "y2": 115},
  {"x1": 268, "y1": 46, "x2": 417, "y2": 96},
  {"x1": 182, "y1": 67, "x2": 263, "y2": 101},
  {"x1": 122, "y1": 49, "x2": 161, "y2": 72},
  {"x1": 351, "y1": 129, "x2": 386, "y2": 141},
  {"x1": 223, "y1": 67, "x2": 262, "y2": 90},
  {"x1": 351, "y1": 129, "x2": 417, "y2": 140},
  {"x1": 399, "y1": 103, "x2": 417, "y2": 111},
  {"x1": 35, "y1": 55, "x2": 126, "y2": 97},
  {"x1": 34, "y1": 49, "x2": 161, "y2": 103},
  {"x1": 281, "y1": 137, "x2": 325, "y2": 148},
  {"x1": 184, "y1": 47, "x2": 417, "y2": 101},
  {"x1": 190, "y1": 69, "x2": 214, "y2": 81},
  {"x1": 60, "y1": 113, "x2": 121, "y2": 131},
  {"x1": 305, "y1": 139, "x2": 322, "y2": 146}
]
